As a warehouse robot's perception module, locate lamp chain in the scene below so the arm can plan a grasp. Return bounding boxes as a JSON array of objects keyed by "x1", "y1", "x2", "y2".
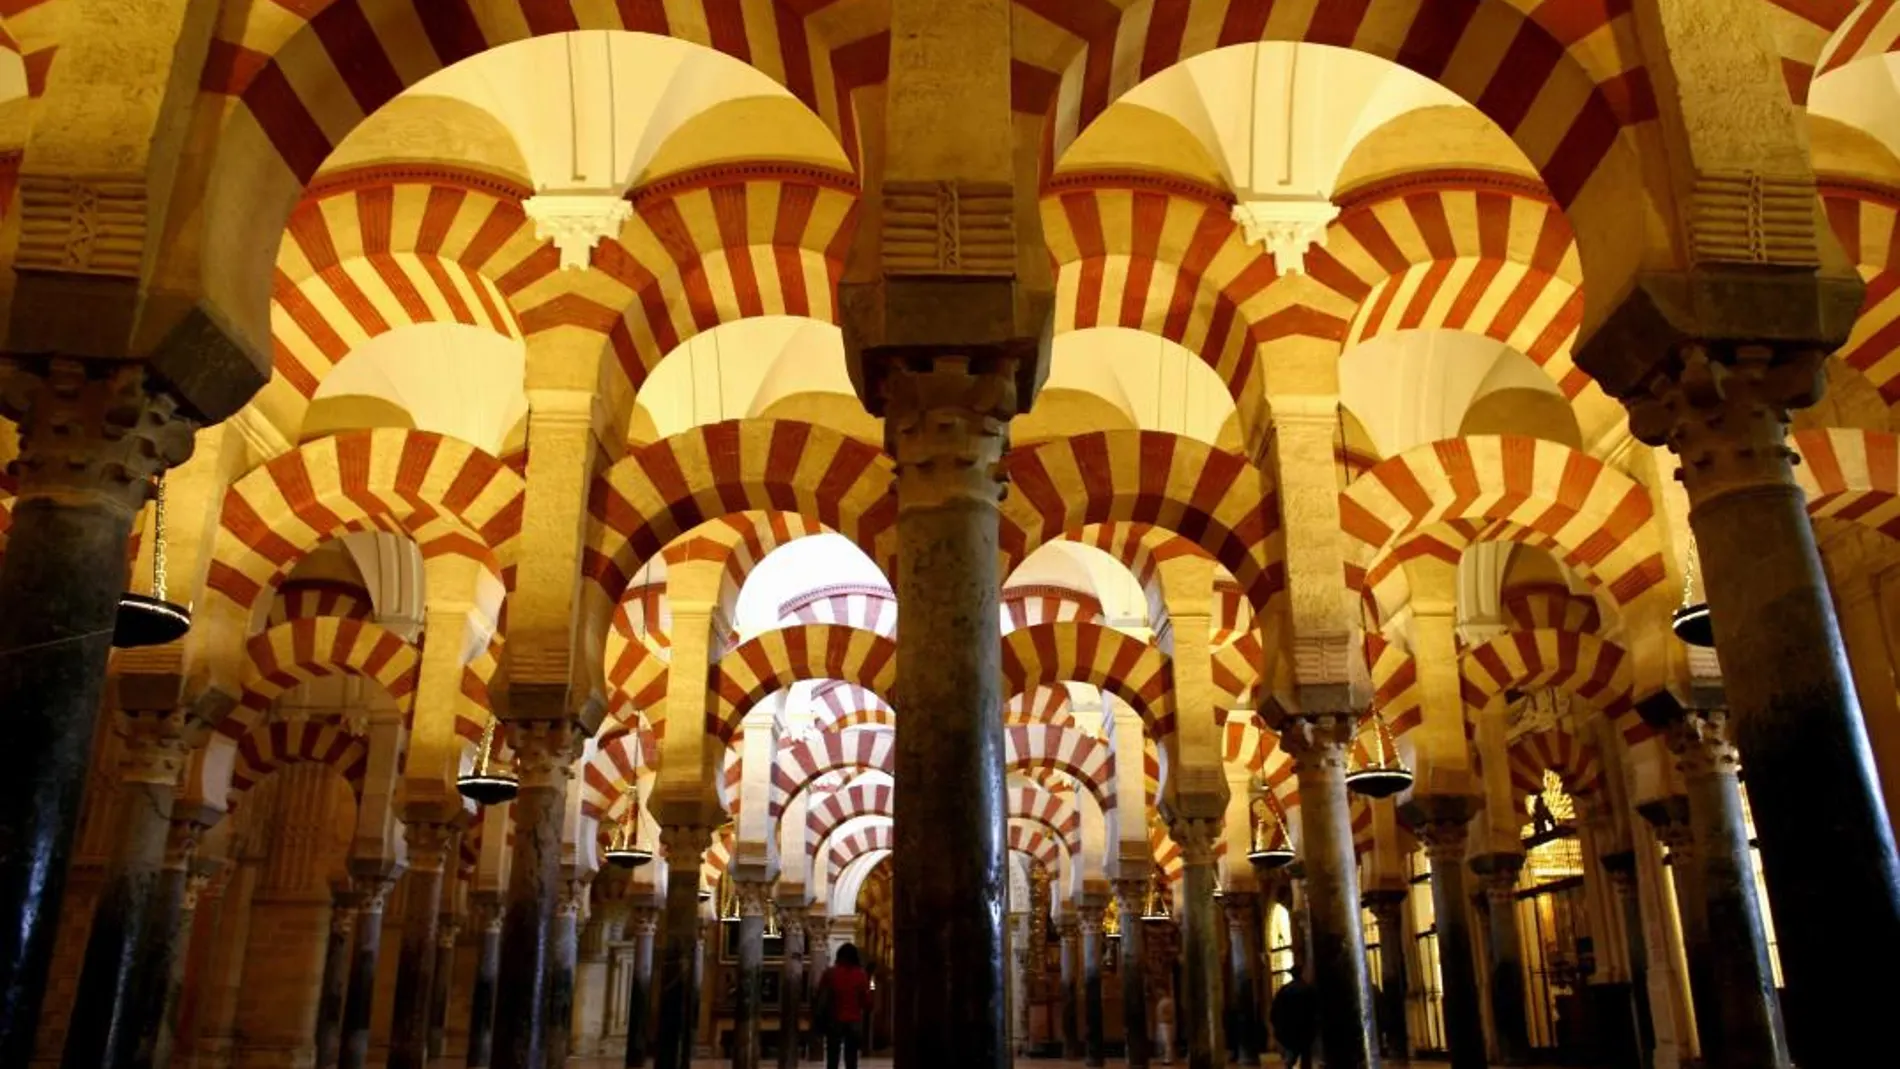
[{"x1": 152, "y1": 475, "x2": 169, "y2": 601}]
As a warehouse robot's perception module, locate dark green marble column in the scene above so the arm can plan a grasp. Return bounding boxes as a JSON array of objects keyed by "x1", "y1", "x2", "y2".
[
  {"x1": 429, "y1": 914, "x2": 459, "y2": 1060},
  {"x1": 340, "y1": 869, "x2": 401, "y2": 1069},
  {"x1": 1058, "y1": 913, "x2": 1082, "y2": 1060},
  {"x1": 1363, "y1": 890, "x2": 1410, "y2": 1061},
  {"x1": 466, "y1": 894, "x2": 503, "y2": 1068},
  {"x1": 493, "y1": 721, "x2": 578, "y2": 1069},
  {"x1": 1170, "y1": 817, "x2": 1226, "y2": 1069},
  {"x1": 390, "y1": 822, "x2": 456, "y2": 1069},
  {"x1": 1402, "y1": 797, "x2": 1485, "y2": 1069},
  {"x1": 626, "y1": 904, "x2": 659, "y2": 1068},
  {"x1": 546, "y1": 876, "x2": 585, "y2": 1069},
  {"x1": 315, "y1": 886, "x2": 363, "y2": 1069},
  {"x1": 732, "y1": 880, "x2": 769, "y2": 1069},
  {"x1": 1116, "y1": 880, "x2": 1152, "y2": 1069},
  {"x1": 654, "y1": 827, "x2": 712, "y2": 1069},
  {"x1": 1471, "y1": 854, "x2": 1530, "y2": 1065},
  {"x1": 1080, "y1": 901, "x2": 1107, "y2": 1067}
]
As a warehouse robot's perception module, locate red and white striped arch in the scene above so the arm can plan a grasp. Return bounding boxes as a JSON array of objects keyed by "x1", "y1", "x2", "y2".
[
  {"x1": 1006, "y1": 685, "x2": 1076, "y2": 727},
  {"x1": 807, "y1": 780, "x2": 895, "y2": 847},
  {"x1": 710, "y1": 623, "x2": 896, "y2": 740},
  {"x1": 771, "y1": 726, "x2": 896, "y2": 819},
  {"x1": 579, "y1": 721, "x2": 659, "y2": 820},
  {"x1": 1813, "y1": 0, "x2": 1900, "y2": 83},
  {"x1": 1458, "y1": 628, "x2": 1641, "y2": 744},
  {"x1": 0, "y1": 1, "x2": 57, "y2": 99},
  {"x1": 1002, "y1": 621, "x2": 1174, "y2": 738},
  {"x1": 1006, "y1": 821, "x2": 1064, "y2": 870},
  {"x1": 1368, "y1": 633, "x2": 1424, "y2": 740},
  {"x1": 811, "y1": 681, "x2": 893, "y2": 731},
  {"x1": 1795, "y1": 427, "x2": 1900, "y2": 535},
  {"x1": 266, "y1": 579, "x2": 374, "y2": 626},
  {"x1": 825, "y1": 823, "x2": 893, "y2": 881},
  {"x1": 1005, "y1": 725, "x2": 1116, "y2": 814},
  {"x1": 1339, "y1": 436, "x2": 1667, "y2": 625},
  {"x1": 224, "y1": 618, "x2": 420, "y2": 739},
  {"x1": 1506, "y1": 724, "x2": 1605, "y2": 800},
  {"x1": 1002, "y1": 430, "x2": 1284, "y2": 610},
  {"x1": 1002, "y1": 584, "x2": 1105, "y2": 633},
  {"x1": 1007, "y1": 782, "x2": 1084, "y2": 856},
  {"x1": 227, "y1": 719, "x2": 371, "y2": 801},
  {"x1": 613, "y1": 581, "x2": 670, "y2": 656},
  {"x1": 1501, "y1": 581, "x2": 1604, "y2": 635},
  {"x1": 1823, "y1": 180, "x2": 1900, "y2": 406},
  {"x1": 1767, "y1": 0, "x2": 1858, "y2": 102},
  {"x1": 1147, "y1": 820, "x2": 1229, "y2": 886},
  {"x1": 779, "y1": 584, "x2": 897, "y2": 636}
]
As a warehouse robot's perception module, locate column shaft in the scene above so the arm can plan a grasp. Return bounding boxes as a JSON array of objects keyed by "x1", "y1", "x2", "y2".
[
  {"x1": 1647, "y1": 803, "x2": 1717, "y2": 1059},
  {"x1": 1173, "y1": 821, "x2": 1226, "y2": 1069},
  {"x1": 1117, "y1": 886, "x2": 1151, "y2": 1069},
  {"x1": 390, "y1": 824, "x2": 455, "y2": 1069},
  {"x1": 466, "y1": 899, "x2": 503, "y2": 1068},
  {"x1": 1365, "y1": 894, "x2": 1410, "y2": 1060},
  {"x1": 1601, "y1": 855, "x2": 1654, "y2": 1069},
  {"x1": 626, "y1": 908, "x2": 658, "y2": 1068},
  {"x1": 776, "y1": 904, "x2": 804, "y2": 1069},
  {"x1": 547, "y1": 881, "x2": 583, "y2": 1069},
  {"x1": 654, "y1": 827, "x2": 711, "y2": 1069},
  {"x1": 340, "y1": 875, "x2": 397, "y2": 1069},
  {"x1": 149, "y1": 860, "x2": 205, "y2": 1069},
  {"x1": 732, "y1": 882, "x2": 768, "y2": 1069},
  {"x1": 1059, "y1": 921, "x2": 1082, "y2": 1060},
  {"x1": 430, "y1": 918, "x2": 457, "y2": 1060},
  {"x1": 1404, "y1": 801, "x2": 1486, "y2": 1069},
  {"x1": 315, "y1": 890, "x2": 362, "y2": 1069},
  {"x1": 493, "y1": 721, "x2": 576, "y2": 1069},
  {"x1": 1472, "y1": 855, "x2": 1531, "y2": 1065},
  {"x1": 1222, "y1": 895, "x2": 1261, "y2": 1065},
  {"x1": 1080, "y1": 905, "x2": 1106, "y2": 1067}
]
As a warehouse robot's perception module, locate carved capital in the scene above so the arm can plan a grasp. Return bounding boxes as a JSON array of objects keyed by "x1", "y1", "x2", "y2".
[
  {"x1": 182, "y1": 872, "x2": 212, "y2": 913},
  {"x1": 503, "y1": 719, "x2": 580, "y2": 789},
  {"x1": 879, "y1": 353, "x2": 1020, "y2": 509},
  {"x1": 1666, "y1": 708, "x2": 1741, "y2": 781},
  {"x1": 0, "y1": 358, "x2": 196, "y2": 511},
  {"x1": 1057, "y1": 912, "x2": 1081, "y2": 942},
  {"x1": 1361, "y1": 888, "x2": 1408, "y2": 921},
  {"x1": 163, "y1": 816, "x2": 206, "y2": 872},
  {"x1": 659, "y1": 824, "x2": 715, "y2": 866},
  {"x1": 1076, "y1": 900, "x2": 1106, "y2": 934},
  {"x1": 1166, "y1": 815, "x2": 1223, "y2": 868},
  {"x1": 353, "y1": 872, "x2": 401, "y2": 914},
  {"x1": 1220, "y1": 891, "x2": 1259, "y2": 930},
  {"x1": 559, "y1": 877, "x2": 592, "y2": 921},
  {"x1": 1470, "y1": 852, "x2": 1525, "y2": 905},
  {"x1": 1625, "y1": 341, "x2": 1825, "y2": 502},
  {"x1": 1400, "y1": 795, "x2": 1477, "y2": 866},
  {"x1": 1638, "y1": 796, "x2": 1695, "y2": 859},
  {"x1": 403, "y1": 821, "x2": 459, "y2": 874},
  {"x1": 628, "y1": 904, "x2": 661, "y2": 938},
  {"x1": 119, "y1": 709, "x2": 190, "y2": 787},
  {"x1": 1113, "y1": 879, "x2": 1150, "y2": 918},
  {"x1": 473, "y1": 892, "x2": 506, "y2": 934},
  {"x1": 733, "y1": 878, "x2": 771, "y2": 919},
  {"x1": 437, "y1": 917, "x2": 462, "y2": 950},
  {"x1": 1275, "y1": 713, "x2": 1358, "y2": 773}
]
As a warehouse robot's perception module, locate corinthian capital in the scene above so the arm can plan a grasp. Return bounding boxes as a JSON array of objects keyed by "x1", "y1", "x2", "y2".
[
  {"x1": 877, "y1": 353, "x2": 1022, "y2": 509},
  {"x1": 0, "y1": 357, "x2": 196, "y2": 511},
  {"x1": 503, "y1": 720, "x2": 580, "y2": 789}
]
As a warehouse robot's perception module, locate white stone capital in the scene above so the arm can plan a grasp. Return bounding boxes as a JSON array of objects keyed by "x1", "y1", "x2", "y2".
[
  {"x1": 1230, "y1": 198, "x2": 1340, "y2": 276},
  {"x1": 524, "y1": 192, "x2": 635, "y2": 271}
]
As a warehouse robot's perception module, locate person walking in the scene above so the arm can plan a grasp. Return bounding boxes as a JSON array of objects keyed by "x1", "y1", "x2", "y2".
[
  {"x1": 815, "y1": 943, "x2": 872, "y2": 1069},
  {"x1": 1269, "y1": 976, "x2": 1317, "y2": 1069}
]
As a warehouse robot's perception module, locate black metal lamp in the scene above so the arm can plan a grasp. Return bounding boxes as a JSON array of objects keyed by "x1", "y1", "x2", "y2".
[
  {"x1": 603, "y1": 801, "x2": 654, "y2": 868},
  {"x1": 456, "y1": 719, "x2": 519, "y2": 805},
  {"x1": 1246, "y1": 794, "x2": 1296, "y2": 870},
  {"x1": 1344, "y1": 709, "x2": 1414, "y2": 799},
  {"x1": 1672, "y1": 542, "x2": 1715, "y2": 648},
  {"x1": 115, "y1": 475, "x2": 192, "y2": 648}
]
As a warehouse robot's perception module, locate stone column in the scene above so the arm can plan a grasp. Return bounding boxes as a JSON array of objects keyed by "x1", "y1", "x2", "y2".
[
  {"x1": 1058, "y1": 913, "x2": 1082, "y2": 1059},
  {"x1": 1362, "y1": 890, "x2": 1410, "y2": 1061},
  {"x1": 60, "y1": 710, "x2": 191, "y2": 1069},
  {"x1": 732, "y1": 879, "x2": 770, "y2": 1069},
  {"x1": 1598, "y1": 852, "x2": 1654, "y2": 1069},
  {"x1": 1077, "y1": 900, "x2": 1107, "y2": 1066},
  {"x1": 431, "y1": 914, "x2": 460, "y2": 1060},
  {"x1": 390, "y1": 821, "x2": 457, "y2": 1069},
  {"x1": 854, "y1": 353, "x2": 1026, "y2": 1069},
  {"x1": 1280, "y1": 715, "x2": 1380, "y2": 1069},
  {"x1": 1471, "y1": 854, "x2": 1530, "y2": 1064},
  {"x1": 1168, "y1": 817, "x2": 1226, "y2": 1069},
  {"x1": 0, "y1": 360, "x2": 196, "y2": 1063},
  {"x1": 547, "y1": 874, "x2": 587, "y2": 1069},
  {"x1": 654, "y1": 825, "x2": 714, "y2": 1069},
  {"x1": 1222, "y1": 893, "x2": 1263, "y2": 1066},
  {"x1": 151, "y1": 849, "x2": 211, "y2": 1069},
  {"x1": 341, "y1": 869, "x2": 400, "y2": 1069},
  {"x1": 1607, "y1": 332, "x2": 1900, "y2": 1060},
  {"x1": 1402, "y1": 798, "x2": 1485, "y2": 1069},
  {"x1": 1116, "y1": 880, "x2": 1152, "y2": 1069},
  {"x1": 1667, "y1": 711, "x2": 1790, "y2": 1069},
  {"x1": 315, "y1": 886, "x2": 363, "y2": 1069},
  {"x1": 626, "y1": 905, "x2": 660, "y2": 1068},
  {"x1": 1642, "y1": 798, "x2": 1714, "y2": 1058},
  {"x1": 467, "y1": 893, "x2": 504, "y2": 1069},
  {"x1": 493, "y1": 720, "x2": 579, "y2": 1069},
  {"x1": 776, "y1": 901, "x2": 805, "y2": 1069}
]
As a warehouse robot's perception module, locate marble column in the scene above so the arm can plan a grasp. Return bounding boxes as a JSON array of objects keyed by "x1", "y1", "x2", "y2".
[
  {"x1": 547, "y1": 875, "x2": 587, "y2": 1069},
  {"x1": 61, "y1": 713, "x2": 192, "y2": 1069},
  {"x1": 493, "y1": 721, "x2": 578, "y2": 1069},
  {"x1": 804, "y1": 916, "x2": 829, "y2": 1060},
  {"x1": 0, "y1": 361, "x2": 196, "y2": 1063},
  {"x1": 654, "y1": 826, "x2": 713, "y2": 1069},
  {"x1": 1169, "y1": 817, "x2": 1226, "y2": 1069},
  {"x1": 341, "y1": 869, "x2": 401, "y2": 1069},
  {"x1": 856, "y1": 353, "x2": 1024, "y2": 1069},
  {"x1": 625, "y1": 904, "x2": 660, "y2": 1068},
  {"x1": 1599, "y1": 853, "x2": 1654, "y2": 1069},
  {"x1": 430, "y1": 914, "x2": 460, "y2": 1060},
  {"x1": 1281, "y1": 716, "x2": 1380, "y2": 1069},
  {"x1": 1471, "y1": 854, "x2": 1531, "y2": 1064},
  {"x1": 732, "y1": 879, "x2": 770, "y2": 1069},
  {"x1": 1077, "y1": 902, "x2": 1106, "y2": 1067},
  {"x1": 1222, "y1": 893, "x2": 1262, "y2": 1066},
  {"x1": 315, "y1": 886, "x2": 363, "y2": 1069},
  {"x1": 1058, "y1": 913, "x2": 1082, "y2": 1059},
  {"x1": 467, "y1": 893, "x2": 504, "y2": 1069},
  {"x1": 1363, "y1": 890, "x2": 1410, "y2": 1061},
  {"x1": 1610, "y1": 334, "x2": 1900, "y2": 1062},
  {"x1": 1402, "y1": 798, "x2": 1485, "y2": 1069},
  {"x1": 1116, "y1": 880, "x2": 1152, "y2": 1069},
  {"x1": 1667, "y1": 711, "x2": 1789, "y2": 1069},
  {"x1": 150, "y1": 845, "x2": 210, "y2": 1069},
  {"x1": 1643, "y1": 798, "x2": 1715, "y2": 1058},
  {"x1": 776, "y1": 901, "x2": 805, "y2": 1069},
  {"x1": 390, "y1": 822, "x2": 457, "y2": 1069}
]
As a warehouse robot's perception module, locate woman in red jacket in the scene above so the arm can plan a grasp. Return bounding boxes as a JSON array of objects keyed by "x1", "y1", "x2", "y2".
[{"x1": 815, "y1": 943, "x2": 872, "y2": 1069}]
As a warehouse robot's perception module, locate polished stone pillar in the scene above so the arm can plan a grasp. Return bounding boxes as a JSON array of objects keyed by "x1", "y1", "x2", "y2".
[
  {"x1": 804, "y1": 916, "x2": 829, "y2": 1060},
  {"x1": 0, "y1": 361, "x2": 195, "y2": 1064},
  {"x1": 547, "y1": 875, "x2": 586, "y2": 1069},
  {"x1": 1169, "y1": 817, "x2": 1226, "y2": 1069},
  {"x1": 315, "y1": 886, "x2": 363, "y2": 1069},
  {"x1": 1402, "y1": 798, "x2": 1485, "y2": 1069},
  {"x1": 1363, "y1": 890, "x2": 1410, "y2": 1061},
  {"x1": 626, "y1": 904, "x2": 660, "y2": 1068},
  {"x1": 1221, "y1": 892, "x2": 1263, "y2": 1066},
  {"x1": 863, "y1": 353, "x2": 1024, "y2": 1069},
  {"x1": 1058, "y1": 913, "x2": 1082, "y2": 1059},
  {"x1": 493, "y1": 720, "x2": 579, "y2": 1069},
  {"x1": 1643, "y1": 798, "x2": 1716, "y2": 1057},
  {"x1": 732, "y1": 879, "x2": 769, "y2": 1069},
  {"x1": 1116, "y1": 880, "x2": 1152, "y2": 1069},
  {"x1": 341, "y1": 869, "x2": 401, "y2": 1069},
  {"x1": 467, "y1": 893, "x2": 504, "y2": 1069},
  {"x1": 430, "y1": 914, "x2": 460, "y2": 1060},
  {"x1": 1471, "y1": 854, "x2": 1530, "y2": 1064},
  {"x1": 1078, "y1": 900, "x2": 1107, "y2": 1067},
  {"x1": 1011, "y1": 913, "x2": 1032, "y2": 1054},
  {"x1": 391, "y1": 822, "x2": 457, "y2": 1069},
  {"x1": 654, "y1": 826, "x2": 713, "y2": 1069},
  {"x1": 1610, "y1": 334, "x2": 1900, "y2": 1062},
  {"x1": 1281, "y1": 716, "x2": 1380, "y2": 1069},
  {"x1": 1668, "y1": 711, "x2": 1789, "y2": 1069},
  {"x1": 1599, "y1": 852, "x2": 1654, "y2": 1069},
  {"x1": 150, "y1": 847, "x2": 210, "y2": 1069},
  {"x1": 776, "y1": 901, "x2": 805, "y2": 1069},
  {"x1": 62, "y1": 714, "x2": 193, "y2": 1069}
]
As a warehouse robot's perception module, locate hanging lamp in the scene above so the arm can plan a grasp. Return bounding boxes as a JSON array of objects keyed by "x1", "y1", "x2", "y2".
[
  {"x1": 1672, "y1": 539, "x2": 1715, "y2": 647},
  {"x1": 456, "y1": 718, "x2": 520, "y2": 806},
  {"x1": 1140, "y1": 880, "x2": 1173, "y2": 922},
  {"x1": 1246, "y1": 794, "x2": 1296, "y2": 870},
  {"x1": 603, "y1": 800, "x2": 654, "y2": 868},
  {"x1": 1344, "y1": 709, "x2": 1415, "y2": 799},
  {"x1": 114, "y1": 474, "x2": 192, "y2": 648}
]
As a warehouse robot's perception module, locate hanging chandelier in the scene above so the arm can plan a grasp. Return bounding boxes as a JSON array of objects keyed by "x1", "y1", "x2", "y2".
[
  {"x1": 1246, "y1": 793, "x2": 1296, "y2": 870},
  {"x1": 456, "y1": 718, "x2": 520, "y2": 805},
  {"x1": 603, "y1": 799, "x2": 654, "y2": 868},
  {"x1": 1140, "y1": 880, "x2": 1173, "y2": 922},
  {"x1": 1344, "y1": 709, "x2": 1415, "y2": 799},
  {"x1": 114, "y1": 474, "x2": 192, "y2": 648},
  {"x1": 1672, "y1": 538, "x2": 1714, "y2": 647}
]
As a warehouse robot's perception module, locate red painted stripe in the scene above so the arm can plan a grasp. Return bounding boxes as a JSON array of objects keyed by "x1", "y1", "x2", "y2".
[
  {"x1": 462, "y1": 200, "x2": 529, "y2": 272},
  {"x1": 424, "y1": 257, "x2": 477, "y2": 326},
  {"x1": 710, "y1": 183, "x2": 764, "y2": 318},
  {"x1": 773, "y1": 0, "x2": 819, "y2": 112},
  {"x1": 1308, "y1": 0, "x2": 1374, "y2": 49},
  {"x1": 313, "y1": 1, "x2": 407, "y2": 115},
  {"x1": 244, "y1": 63, "x2": 334, "y2": 181},
  {"x1": 1444, "y1": 258, "x2": 1502, "y2": 331},
  {"x1": 1823, "y1": 0, "x2": 1895, "y2": 75},
  {"x1": 1541, "y1": 96, "x2": 1621, "y2": 207},
  {"x1": 1398, "y1": 259, "x2": 1454, "y2": 330},
  {"x1": 1141, "y1": 0, "x2": 1193, "y2": 80},
  {"x1": 519, "y1": 0, "x2": 581, "y2": 34},
  {"x1": 415, "y1": 0, "x2": 489, "y2": 66},
  {"x1": 1475, "y1": 21, "x2": 1562, "y2": 134},
  {"x1": 615, "y1": 0, "x2": 671, "y2": 33},
  {"x1": 370, "y1": 254, "x2": 433, "y2": 324},
  {"x1": 1406, "y1": 191, "x2": 1457, "y2": 260},
  {"x1": 704, "y1": 0, "x2": 752, "y2": 62}
]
